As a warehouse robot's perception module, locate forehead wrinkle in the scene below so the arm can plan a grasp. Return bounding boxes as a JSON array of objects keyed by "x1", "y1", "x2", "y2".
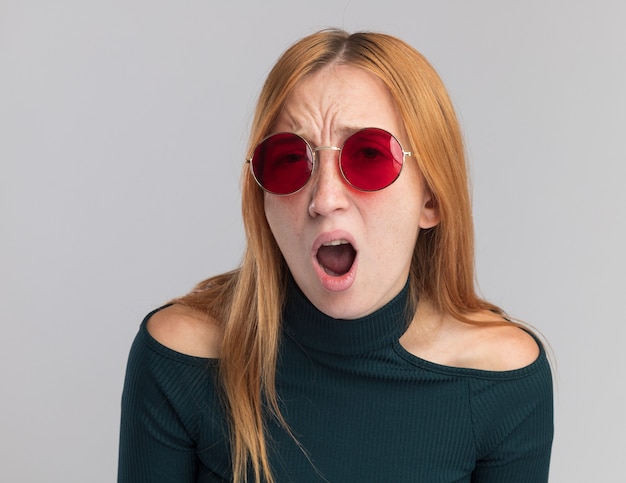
[
  {"x1": 276, "y1": 69, "x2": 379, "y2": 144},
  {"x1": 278, "y1": 103, "x2": 350, "y2": 145},
  {"x1": 275, "y1": 100, "x2": 318, "y2": 134}
]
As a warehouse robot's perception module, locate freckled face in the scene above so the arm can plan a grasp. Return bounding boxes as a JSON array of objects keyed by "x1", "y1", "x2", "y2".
[{"x1": 264, "y1": 64, "x2": 438, "y2": 319}]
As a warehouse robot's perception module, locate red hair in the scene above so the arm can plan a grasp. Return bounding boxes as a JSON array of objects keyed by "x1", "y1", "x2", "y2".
[{"x1": 176, "y1": 29, "x2": 501, "y2": 482}]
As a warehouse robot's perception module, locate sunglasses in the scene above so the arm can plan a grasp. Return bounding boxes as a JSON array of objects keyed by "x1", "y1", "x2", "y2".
[{"x1": 247, "y1": 127, "x2": 412, "y2": 195}]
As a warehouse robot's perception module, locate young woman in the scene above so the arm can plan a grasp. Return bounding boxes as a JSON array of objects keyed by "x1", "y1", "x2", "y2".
[{"x1": 118, "y1": 29, "x2": 553, "y2": 482}]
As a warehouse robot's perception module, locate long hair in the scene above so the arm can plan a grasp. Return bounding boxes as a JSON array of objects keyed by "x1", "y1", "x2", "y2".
[{"x1": 175, "y1": 29, "x2": 502, "y2": 483}]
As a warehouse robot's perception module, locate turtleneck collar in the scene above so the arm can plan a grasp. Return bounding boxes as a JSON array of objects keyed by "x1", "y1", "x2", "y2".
[{"x1": 282, "y1": 277, "x2": 412, "y2": 356}]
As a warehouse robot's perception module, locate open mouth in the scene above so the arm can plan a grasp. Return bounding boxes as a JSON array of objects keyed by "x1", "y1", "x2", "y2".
[{"x1": 316, "y1": 239, "x2": 357, "y2": 276}]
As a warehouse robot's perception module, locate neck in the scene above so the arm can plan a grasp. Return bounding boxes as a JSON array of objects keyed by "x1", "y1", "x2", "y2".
[{"x1": 282, "y1": 278, "x2": 412, "y2": 356}]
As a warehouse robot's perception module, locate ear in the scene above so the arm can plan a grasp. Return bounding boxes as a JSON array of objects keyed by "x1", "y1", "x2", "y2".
[{"x1": 418, "y1": 192, "x2": 440, "y2": 229}]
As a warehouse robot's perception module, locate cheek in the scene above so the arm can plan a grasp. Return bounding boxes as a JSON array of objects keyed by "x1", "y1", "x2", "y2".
[
  {"x1": 384, "y1": 213, "x2": 420, "y2": 255},
  {"x1": 264, "y1": 194, "x2": 305, "y2": 247},
  {"x1": 263, "y1": 195, "x2": 286, "y2": 242},
  {"x1": 369, "y1": 182, "x2": 423, "y2": 227},
  {"x1": 371, "y1": 191, "x2": 423, "y2": 252}
]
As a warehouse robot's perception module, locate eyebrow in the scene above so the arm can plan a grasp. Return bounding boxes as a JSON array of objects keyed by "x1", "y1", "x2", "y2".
[
  {"x1": 333, "y1": 125, "x2": 362, "y2": 137},
  {"x1": 274, "y1": 121, "x2": 365, "y2": 143},
  {"x1": 294, "y1": 125, "x2": 363, "y2": 140}
]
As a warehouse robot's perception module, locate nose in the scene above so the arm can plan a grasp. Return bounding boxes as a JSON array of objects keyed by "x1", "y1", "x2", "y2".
[{"x1": 308, "y1": 147, "x2": 350, "y2": 217}]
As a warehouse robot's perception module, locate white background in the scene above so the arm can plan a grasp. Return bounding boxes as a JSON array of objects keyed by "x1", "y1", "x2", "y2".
[{"x1": 1, "y1": 1, "x2": 624, "y2": 481}]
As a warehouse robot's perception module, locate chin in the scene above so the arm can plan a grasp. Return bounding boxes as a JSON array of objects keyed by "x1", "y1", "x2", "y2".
[{"x1": 312, "y1": 291, "x2": 375, "y2": 320}]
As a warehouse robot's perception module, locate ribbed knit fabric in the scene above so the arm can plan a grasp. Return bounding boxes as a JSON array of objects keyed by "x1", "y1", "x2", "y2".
[{"x1": 118, "y1": 280, "x2": 553, "y2": 482}]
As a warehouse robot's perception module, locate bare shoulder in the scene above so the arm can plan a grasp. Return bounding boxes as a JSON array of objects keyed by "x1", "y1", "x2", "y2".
[
  {"x1": 147, "y1": 303, "x2": 222, "y2": 358},
  {"x1": 458, "y1": 316, "x2": 540, "y2": 371},
  {"x1": 401, "y1": 303, "x2": 540, "y2": 372}
]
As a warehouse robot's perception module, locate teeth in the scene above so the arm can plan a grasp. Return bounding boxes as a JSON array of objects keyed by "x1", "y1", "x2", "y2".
[{"x1": 322, "y1": 239, "x2": 349, "y2": 247}]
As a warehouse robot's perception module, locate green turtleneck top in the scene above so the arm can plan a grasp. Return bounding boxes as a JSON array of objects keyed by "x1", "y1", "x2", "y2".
[{"x1": 118, "y1": 281, "x2": 553, "y2": 482}]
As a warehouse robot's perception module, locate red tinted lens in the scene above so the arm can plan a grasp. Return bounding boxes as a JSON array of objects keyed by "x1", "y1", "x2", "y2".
[
  {"x1": 340, "y1": 128, "x2": 404, "y2": 191},
  {"x1": 250, "y1": 133, "x2": 313, "y2": 194}
]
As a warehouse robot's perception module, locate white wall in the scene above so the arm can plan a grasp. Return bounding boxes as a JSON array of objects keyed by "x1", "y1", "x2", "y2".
[{"x1": 1, "y1": 1, "x2": 624, "y2": 481}]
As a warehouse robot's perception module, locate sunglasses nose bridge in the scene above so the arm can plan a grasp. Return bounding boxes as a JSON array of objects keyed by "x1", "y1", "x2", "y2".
[
  {"x1": 311, "y1": 145, "x2": 343, "y2": 177},
  {"x1": 313, "y1": 145, "x2": 341, "y2": 157},
  {"x1": 312, "y1": 145, "x2": 342, "y2": 171}
]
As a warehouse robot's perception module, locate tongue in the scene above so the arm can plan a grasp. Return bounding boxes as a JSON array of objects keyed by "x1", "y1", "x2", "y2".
[{"x1": 317, "y1": 244, "x2": 356, "y2": 276}]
